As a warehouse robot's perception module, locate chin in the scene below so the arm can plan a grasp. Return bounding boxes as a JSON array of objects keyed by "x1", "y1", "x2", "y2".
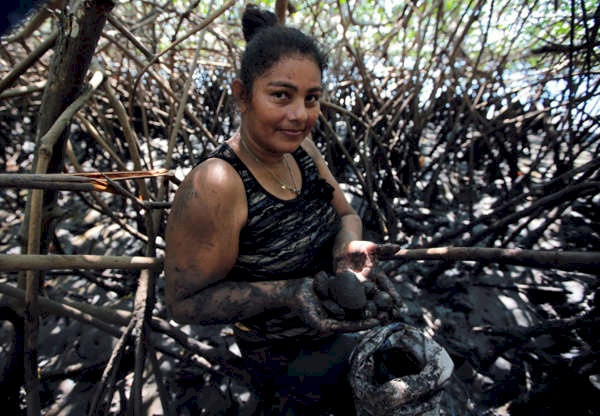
[{"x1": 276, "y1": 132, "x2": 306, "y2": 147}]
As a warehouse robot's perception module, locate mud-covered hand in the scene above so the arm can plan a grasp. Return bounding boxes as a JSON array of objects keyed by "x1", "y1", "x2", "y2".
[
  {"x1": 334, "y1": 241, "x2": 400, "y2": 279},
  {"x1": 285, "y1": 275, "x2": 381, "y2": 336},
  {"x1": 366, "y1": 264, "x2": 405, "y2": 321}
]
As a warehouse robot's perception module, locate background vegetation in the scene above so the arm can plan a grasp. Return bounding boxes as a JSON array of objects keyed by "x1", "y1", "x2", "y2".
[{"x1": 0, "y1": 0, "x2": 598, "y2": 415}]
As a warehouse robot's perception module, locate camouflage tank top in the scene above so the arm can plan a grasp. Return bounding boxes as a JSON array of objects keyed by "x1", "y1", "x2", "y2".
[{"x1": 208, "y1": 142, "x2": 341, "y2": 344}]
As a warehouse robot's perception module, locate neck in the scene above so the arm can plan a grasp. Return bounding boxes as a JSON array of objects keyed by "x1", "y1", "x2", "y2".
[
  {"x1": 237, "y1": 130, "x2": 286, "y2": 167},
  {"x1": 237, "y1": 130, "x2": 301, "y2": 196}
]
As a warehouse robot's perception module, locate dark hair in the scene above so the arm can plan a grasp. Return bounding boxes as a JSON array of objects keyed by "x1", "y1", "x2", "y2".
[{"x1": 240, "y1": 4, "x2": 327, "y2": 94}]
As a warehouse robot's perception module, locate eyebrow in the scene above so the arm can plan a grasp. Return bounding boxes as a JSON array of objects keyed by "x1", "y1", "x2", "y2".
[{"x1": 267, "y1": 81, "x2": 322, "y2": 93}]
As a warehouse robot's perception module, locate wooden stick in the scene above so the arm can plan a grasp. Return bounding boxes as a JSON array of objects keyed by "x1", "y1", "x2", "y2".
[
  {"x1": 389, "y1": 246, "x2": 600, "y2": 274},
  {"x1": 88, "y1": 320, "x2": 134, "y2": 416},
  {"x1": 276, "y1": 0, "x2": 288, "y2": 24},
  {"x1": 0, "y1": 173, "x2": 99, "y2": 191},
  {"x1": 0, "y1": 29, "x2": 58, "y2": 93},
  {"x1": 0, "y1": 81, "x2": 46, "y2": 99},
  {"x1": 0, "y1": 254, "x2": 162, "y2": 271}
]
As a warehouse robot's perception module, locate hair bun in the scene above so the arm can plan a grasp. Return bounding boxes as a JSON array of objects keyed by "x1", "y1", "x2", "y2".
[{"x1": 242, "y1": 4, "x2": 279, "y2": 42}]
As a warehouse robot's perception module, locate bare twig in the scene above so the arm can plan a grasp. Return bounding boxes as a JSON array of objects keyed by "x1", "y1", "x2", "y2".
[
  {"x1": 0, "y1": 254, "x2": 162, "y2": 271},
  {"x1": 88, "y1": 319, "x2": 135, "y2": 416},
  {"x1": 390, "y1": 246, "x2": 600, "y2": 274},
  {"x1": 0, "y1": 29, "x2": 58, "y2": 93}
]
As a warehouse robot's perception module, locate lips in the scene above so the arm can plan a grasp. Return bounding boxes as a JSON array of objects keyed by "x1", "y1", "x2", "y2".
[{"x1": 279, "y1": 128, "x2": 306, "y2": 137}]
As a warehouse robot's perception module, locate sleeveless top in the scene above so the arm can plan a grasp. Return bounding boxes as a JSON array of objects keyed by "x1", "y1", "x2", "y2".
[{"x1": 208, "y1": 142, "x2": 341, "y2": 344}]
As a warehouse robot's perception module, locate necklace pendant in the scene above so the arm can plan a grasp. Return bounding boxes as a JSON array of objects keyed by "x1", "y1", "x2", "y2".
[{"x1": 240, "y1": 135, "x2": 300, "y2": 196}]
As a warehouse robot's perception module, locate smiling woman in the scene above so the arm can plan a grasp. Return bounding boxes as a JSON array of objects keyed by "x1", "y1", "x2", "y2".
[
  {"x1": 164, "y1": 3, "x2": 399, "y2": 415},
  {"x1": 235, "y1": 60, "x2": 322, "y2": 200}
]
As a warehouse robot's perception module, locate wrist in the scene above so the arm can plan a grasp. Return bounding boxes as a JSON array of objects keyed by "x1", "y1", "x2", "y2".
[
  {"x1": 268, "y1": 278, "x2": 307, "y2": 310},
  {"x1": 333, "y1": 236, "x2": 356, "y2": 259}
]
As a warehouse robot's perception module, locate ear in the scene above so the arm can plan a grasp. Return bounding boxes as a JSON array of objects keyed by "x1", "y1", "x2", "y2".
[{"x1": 232, "y1": 79, "x2": 249, "y2": 113}]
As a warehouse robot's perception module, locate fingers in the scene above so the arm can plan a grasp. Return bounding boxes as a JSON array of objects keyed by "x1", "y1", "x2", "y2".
[
  {"x1": 369, "y1": 266, "x2": 401, "y2": 303},
  {"x1": 335, "y1": 242, "x2": 401, "y2": 275},
  {"x1": 268, "y1": 326, "x2": 316, "y2": 340},
  {"x1": 370, "y1": 243, "x2": 401, "y2": 260},
  {"x1": 332, "y1": 317, "x2": 381, "y2": 333},
  {"x1": 301, "y1": 276, "x2": 382, "y2": 334},
  {"x1": 334, "y1": 252, "x2": 368, "y2": 274},
  {"x1": 314, "y1": 316, "x2": 381, "y2": 334},
  {"x1": 297, "y1": 267, "x2": 404, "y2": 338},
  {"x1": 369, "y1": 266, "x2": 404, "y2": 320}
]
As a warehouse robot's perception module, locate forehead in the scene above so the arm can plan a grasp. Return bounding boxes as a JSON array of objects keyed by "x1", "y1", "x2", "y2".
[{"x1": 257, "y1": 55, "x2": 322, "y2": 87}]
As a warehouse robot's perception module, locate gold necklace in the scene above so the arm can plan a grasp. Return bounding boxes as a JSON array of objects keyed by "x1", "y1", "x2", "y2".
[{"x1": 239, "y1": 135, "x2": 301, "y2": 195}]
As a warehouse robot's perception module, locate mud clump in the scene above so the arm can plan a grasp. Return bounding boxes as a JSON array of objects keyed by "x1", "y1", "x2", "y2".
[
  {"x1": 329, "y1": 271, "x2": 368, "y2": 312},
  {"x1": 314, "y1": 271, "x2": 400, "y2": 321}
]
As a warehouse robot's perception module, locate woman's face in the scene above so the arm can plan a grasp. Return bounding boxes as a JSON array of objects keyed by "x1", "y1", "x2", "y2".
[{"x1": 239, "y1": 55, "x2": 322, "y2": 154}]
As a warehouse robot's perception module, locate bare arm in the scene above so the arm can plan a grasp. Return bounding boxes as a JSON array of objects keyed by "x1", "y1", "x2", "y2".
[
  {"x1": 165, "y1": 159, "x2": 294, "y2": 324},
  {"x1": 301, "y1": 138, "x2": 401, "y2": 277},
  {"x1": 168, "y1": 278, "x2": 300, "y2": 325},
  {"x1": 301, "y1": 139, "x2": 363, "y2": 257}
]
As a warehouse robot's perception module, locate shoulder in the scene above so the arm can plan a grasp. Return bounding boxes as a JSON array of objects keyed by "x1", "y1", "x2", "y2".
[
  {"x1": 299, "y1": 136, "x2": 328, "y2": 172},
  {"x1": 300, "y1": 136, "x2": 319, "y2": 158},
  {"x1": 300, "y1": 136, "x2": 321, "y2": 160},
  {"x1": 169, "y1": 158, "x2": 246, "y2": 222},
  {"x1": 189, "y1": 157, "x2": 244, "y2": 192}
]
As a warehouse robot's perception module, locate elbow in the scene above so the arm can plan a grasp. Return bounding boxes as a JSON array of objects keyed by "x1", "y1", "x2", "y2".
[
  {"x1": 164, "y1": 266, "x2": 229, "y2": 325},
  {"x1": 165, "y1": 286, "x2": 214, "y2": 325},
  {"x1": 167, "y1": 298, "x2": 226, "y2": 326},
  {"x1": 168, "y1": 303, "x2": 193, "y2": 325},
  {"x1": 164, "y1": 266, "x2": 197, "y2": 324},
  {"x1": 164, "y1": 281, "x2": 194, "y2": 325},
  {"x1": 165, "y1": 284, "x2": 202, "y2": 325},
  {"x1": 165, "y1": 291, "x2": 186, "y2": 323}
]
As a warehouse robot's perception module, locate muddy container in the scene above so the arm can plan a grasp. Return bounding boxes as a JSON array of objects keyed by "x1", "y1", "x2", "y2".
[{"x1": 349, "y1": 323, "x2": 454, "y2": 416}]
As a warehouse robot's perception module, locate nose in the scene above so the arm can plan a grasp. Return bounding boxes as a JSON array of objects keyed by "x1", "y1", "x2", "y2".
[{"x1": 287, "y1": 99, "x2": 308, "y2": 122}]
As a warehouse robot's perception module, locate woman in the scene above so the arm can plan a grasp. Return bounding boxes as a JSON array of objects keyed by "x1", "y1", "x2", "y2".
[{"x1": 165, "y1": 4, "x2": 398, "y2": 414}]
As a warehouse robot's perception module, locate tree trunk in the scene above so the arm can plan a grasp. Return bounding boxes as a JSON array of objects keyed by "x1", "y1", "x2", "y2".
[
  {"x1": 34, "y1": 0, "x2": 115, "y2": 240},
  {"x1": 19, "y1": 1, "x2": 115, "y2": 414}
]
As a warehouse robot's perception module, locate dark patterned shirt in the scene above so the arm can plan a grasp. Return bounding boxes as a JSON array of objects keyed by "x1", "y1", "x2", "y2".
[{"x1": 208, "y1": 142, "x2": 341, "y2": 343}]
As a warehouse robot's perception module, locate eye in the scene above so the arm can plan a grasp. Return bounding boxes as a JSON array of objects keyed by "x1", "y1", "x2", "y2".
[
  {"x1": 306, "y1": 94, "x2": 321, "y2": 106},
  {"x1": 272, "y1": 91, "x2": 290, "y2": 100}
]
